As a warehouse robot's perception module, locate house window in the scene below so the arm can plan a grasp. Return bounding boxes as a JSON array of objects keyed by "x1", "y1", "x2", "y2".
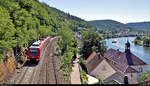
[
  {"x1": 139, "y1": 67, "x2": 143, "y2": 72},
  {"x1": 131, "y1": 73, "x2": 133, "y2": 78}
]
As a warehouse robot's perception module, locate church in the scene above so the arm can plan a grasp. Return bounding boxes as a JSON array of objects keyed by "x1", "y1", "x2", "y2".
[
  {"x1": 86, "y1": 41, "x2": 147, "y2": 84},
  {"x1": 104, "y1": 41, "x2": 147, "y2": 81}
]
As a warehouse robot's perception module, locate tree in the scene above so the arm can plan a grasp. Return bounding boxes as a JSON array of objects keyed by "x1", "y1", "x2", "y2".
[
  {"x1": 81, "y1": 28, "x2": 106, "y2": 59},
  {"x1": 135, "y1": 36, "x2": 142, "y2": 40},
  {"x1": 143, "y1": 36, "x2": 150, "y2": 46},
  {"x1": 0, "y1": 6, "x2": 16, "y2": 60},
  {"x1": 0, "y1": 0, "x2": 93, "y2": 65},
  {"x1": 56, "y1": 26, "x2": 78, "y2": 83}
]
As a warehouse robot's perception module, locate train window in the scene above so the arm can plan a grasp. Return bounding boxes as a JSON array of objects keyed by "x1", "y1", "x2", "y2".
[
  {"x1": 32, "y1": 44, "x2": 39, "y2": 46},
  {"x1": 30, "y1": 49, "x2": 39, "y2": 56}
]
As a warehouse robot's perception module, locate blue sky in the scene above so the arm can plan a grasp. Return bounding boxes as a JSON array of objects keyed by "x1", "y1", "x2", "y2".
[{"x1": 39, "y1": 0, "x2": 150, "y2": 23}]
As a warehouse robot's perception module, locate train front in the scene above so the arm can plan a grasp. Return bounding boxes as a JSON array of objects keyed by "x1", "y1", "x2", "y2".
[
  {"x1": 27, "y1": 41, "x2": 41, "y2": 61},
  {"x1": 27, "y1": 48, "x2": 40, "y2": 61}
]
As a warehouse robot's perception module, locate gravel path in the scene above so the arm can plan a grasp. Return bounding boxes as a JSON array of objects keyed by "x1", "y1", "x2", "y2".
[{"x1": 70, "y1": 54, "x2": 81, "y2": 84}]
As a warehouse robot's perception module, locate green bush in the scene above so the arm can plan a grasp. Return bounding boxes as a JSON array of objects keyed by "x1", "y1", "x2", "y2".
[
  {"x1": 0, "y1": 54, "x2": 7, "y2": 62},
  {"x1": 80, "y1": 57, "x2": 86, "y2": 65},
  {"x1": 79, "y1": 57, "x2": 87, "y2": 73},
  {"x1": 134, "y1": 40, "x2": 142, "y2": 45},
  {"x1": 56, "y1": 27, "x2": 78, "y2": 83},
  {"x1": 17, "y1": 56, "x2": 25, "y2": 64},
  {"x1": 80, "y1": 70, "x2": 88, "y2": 84},
  {"x1": 139, "y1": 71, "x2": 150, "y2": 83},
  {"x1": 98, "y1": 79, "x2": 104, "y2": 84}
]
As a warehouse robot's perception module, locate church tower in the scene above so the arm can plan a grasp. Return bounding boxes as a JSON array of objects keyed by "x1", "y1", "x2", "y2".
[{"x1": 125, "y1": 40, "x2": 130, "y2": 53}]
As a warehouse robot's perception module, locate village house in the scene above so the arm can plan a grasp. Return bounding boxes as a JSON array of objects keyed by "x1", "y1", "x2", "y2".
[
  {"x1": 86, "y1": 51, "x2": 137, "y2": 84},
  {"x1": 86, "y1": 41, "x2": 147, "y2": 84},
  {"x1": 86, "y1": 52, "x2": 116, "y2": 81}
]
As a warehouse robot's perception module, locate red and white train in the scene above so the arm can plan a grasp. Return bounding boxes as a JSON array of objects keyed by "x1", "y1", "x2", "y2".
[{"x1": 27, "y1": 36, "x2": 51, "y2": 61}]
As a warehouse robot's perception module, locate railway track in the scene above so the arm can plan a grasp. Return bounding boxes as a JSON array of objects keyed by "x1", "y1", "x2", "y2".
[
  {"x1": 42, "y1": 38, "x2": 57, "y2": 84},
  {"x1": 16, "y1": 38, "x2": 53, "y2": 84},
  {"x1": 17, "y1": 62, "x2": 37, "y2": 84},
  {"x1": 18, "y1": 67, "x2": 29, "y2": 84},
  {"x1": 10, "y1": 37, "x2": 65, "y2": 84},
  {"x1": 42, "y1": 37, "x2": 65, "y2": 84}
]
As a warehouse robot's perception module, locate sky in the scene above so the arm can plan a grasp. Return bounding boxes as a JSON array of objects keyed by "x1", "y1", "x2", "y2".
[{"x1": 39, "y1": 0, "x2": 150, "y2": 23}]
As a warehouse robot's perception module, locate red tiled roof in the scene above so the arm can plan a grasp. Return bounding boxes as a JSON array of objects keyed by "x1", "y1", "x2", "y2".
[
  {"x1": 86, "y1": 52, "x2": 104, "y2": 74},
  {"x1": 86, "y1": 48, "x2": 144, "y2": 74},
  {"x1": 85, "y1": 50, "x2": 139, "y2": 83},
  {"x1": 105, "y1": 57, "x2": 138, "y2": 73},
  {"x1": 104, "y1": 58, "x2": 126, "y2": 73},
  {"x1": 104, "y1": 48, "x2": 147, "y2": 66},
  {"x1": 129, "y1": 53, "x2": 147, "y2": 65},
  {"x1": 86, "y1": 51, "x2": 97, "y2": 63},
  {"x1": 104, "y1": 48, "x2": 147, "y2": 73},
  {"x1": 125, "y1": 66, "x2": 138, "y2": 73}
]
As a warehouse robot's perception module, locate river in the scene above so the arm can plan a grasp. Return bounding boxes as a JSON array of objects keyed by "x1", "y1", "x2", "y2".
[{"x1": 105, "y1": 37, "x2": 150, "y2": 70}]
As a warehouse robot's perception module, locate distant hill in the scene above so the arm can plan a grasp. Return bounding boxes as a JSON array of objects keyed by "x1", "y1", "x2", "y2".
[
  {"x1": 88, "y1": 20, "x2": 132, "y2": 31},
  {"x1": 126, "y1": 22, "x2": 150, "y2": 31}
]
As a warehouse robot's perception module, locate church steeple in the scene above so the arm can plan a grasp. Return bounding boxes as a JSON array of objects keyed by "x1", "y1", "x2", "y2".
[{"x1": 125, "y1": 40, "x2": 130, "y2": 53}]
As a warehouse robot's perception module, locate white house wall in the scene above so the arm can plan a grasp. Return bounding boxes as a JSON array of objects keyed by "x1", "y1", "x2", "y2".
[
  {"x1": 131, "y1": 65, "x2": 147, "y2": 81},
  {"x1": 126, "y1": 73, "x2": 138, "y2": 81}
]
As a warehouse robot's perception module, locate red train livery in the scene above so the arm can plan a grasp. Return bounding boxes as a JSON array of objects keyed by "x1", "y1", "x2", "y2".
[{"x1": 27, "y1": 36, "x2": 51, "y2": 61}]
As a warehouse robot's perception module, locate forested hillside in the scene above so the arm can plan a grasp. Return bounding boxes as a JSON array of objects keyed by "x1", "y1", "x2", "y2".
[
  {"x1": 0, "y1": 0, "x2": 92, "y2": 61},
  {"x1": 127, "y1": 22, "x2": 150, "y2": 31},
  {"x1": 88, "y1": 20, "x2": 132, "y2": 31}
]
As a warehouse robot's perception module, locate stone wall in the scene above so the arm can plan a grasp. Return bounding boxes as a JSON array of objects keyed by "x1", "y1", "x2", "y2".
[{"x1": 0, "y1": 52, "x2": 16, "y2": 84}]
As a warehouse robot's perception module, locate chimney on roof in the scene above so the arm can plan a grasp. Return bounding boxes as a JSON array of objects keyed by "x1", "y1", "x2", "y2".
[
  {"x1": 117, "y1": 49, "x2": 121, "y2": 55},
  {"x1": 124, "y1": 75, "x2": 129, "y2": 85}
]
